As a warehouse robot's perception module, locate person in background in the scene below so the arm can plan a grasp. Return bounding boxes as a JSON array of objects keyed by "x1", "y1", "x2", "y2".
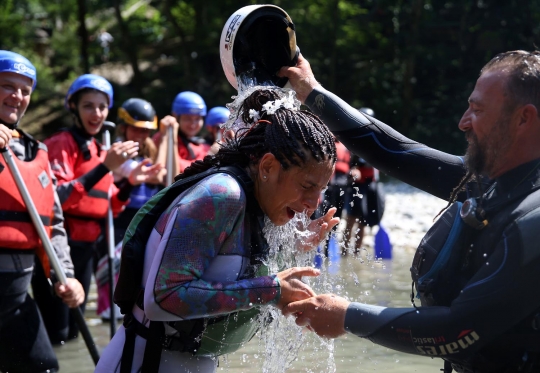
[
  {"x1": 319, "y1": 138, "x2": 350, "y2": 221},
  {"x1": 32, "y1": 74, "x2": 159, "y2": 344},
  {"x1": 280, "y1": 51, "x2": 540, "y2": 373},
  {"x1": 96, "y1": 97, "x2": 165, "y2": 320},
  {"x1": 205, "y1": 106, "x2": 231, "y2": 155},
  {"x1": 344, "y1": 107, "x2": 385, "y2": 253},
  {"x1": 97, "y1": 29, "x2": 114, "y2": 62},
  {"x1": 315, "y1": 137, "x2": 350, "y2": 257},
  {"x1": 0, "y1": 50, "x2": 84, "y2": 373},
  {"x1": 154, "y1": 91, "x2": 210, "y2": 178}
]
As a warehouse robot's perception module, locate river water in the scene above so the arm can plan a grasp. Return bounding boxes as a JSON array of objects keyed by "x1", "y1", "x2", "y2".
[{"x1": 53, "y1": 181, "x2": 447, "y2": 373}]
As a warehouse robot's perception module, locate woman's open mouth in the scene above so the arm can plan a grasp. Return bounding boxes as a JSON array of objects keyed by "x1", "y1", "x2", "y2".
[{"x1": 286, "y1": 207, "x2": 295, "y2": 219}]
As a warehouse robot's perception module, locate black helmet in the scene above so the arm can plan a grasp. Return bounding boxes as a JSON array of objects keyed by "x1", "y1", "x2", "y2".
[
  {"x1": 117, "y1": 98, "x2": 158, "y2": 129},
  {"x1": 220, "y1": 5, "x2": 299, "y2": 91}
]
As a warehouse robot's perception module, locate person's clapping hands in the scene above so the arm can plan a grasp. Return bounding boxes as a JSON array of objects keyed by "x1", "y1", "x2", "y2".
[
  {"x1": 103, "y1": 141, "x2": 139, "y2": 171},
  {"x1": 128, "y1": 158, "x2": 165, "y2": 185}
]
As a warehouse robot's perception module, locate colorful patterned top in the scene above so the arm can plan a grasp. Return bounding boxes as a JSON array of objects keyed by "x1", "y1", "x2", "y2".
[{"x1": 143, "y1": 172, "x2": 280, "y2": 320}]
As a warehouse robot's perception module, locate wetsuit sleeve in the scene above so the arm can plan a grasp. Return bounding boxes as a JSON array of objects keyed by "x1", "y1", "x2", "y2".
[
  {"x1": 305, "y1": 86, "x2": 467, "y2": 201},
  {"x1": 45, "y1": 134, "x2": 110, "y2": 208},
  {"x1": 144, "y1": 174, "x2": 280, "y2": 321},
  {"x1": 49, "y1": 165, "x2": 75, "y2": 279},
  {"x1": 343, "y1": 213, "x2": 540, "y2": 361}
]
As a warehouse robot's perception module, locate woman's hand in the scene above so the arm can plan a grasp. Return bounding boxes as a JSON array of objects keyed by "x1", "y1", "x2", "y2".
[
  {"x1": 103, "y1": 140, "x2": 139, "y2": 171},
  {"x1": 296, "y1": 207, "x2": 340, "y2": 252},
  {"x1": 128, "y1": 158, "x2": 164, "y2": 185},
  {"x1": 159, "y1": 115, "x2": 179, "y2": 137},
  {"x1": 276, "y1": 267, "x2": 320, "y2": 310}
]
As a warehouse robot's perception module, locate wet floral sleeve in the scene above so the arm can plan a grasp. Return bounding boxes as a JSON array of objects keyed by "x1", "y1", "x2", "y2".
[{"x1": 148, "y1": 173, "x2": 280, "y2": 319}]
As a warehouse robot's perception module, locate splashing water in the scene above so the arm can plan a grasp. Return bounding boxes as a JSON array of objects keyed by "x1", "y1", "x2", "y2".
[
  {"x1": 232, "y1": 213, "x2": 336, "y2": 373},
  {"x1": 222, "y1": 85, "x2": 301, "y2": 135},
  {"x1": 236, "y1": 65, "x2": 277, "y2": 94},
  {"x1": 219, "y1": 81, "x2": 335, "y2": 372}
]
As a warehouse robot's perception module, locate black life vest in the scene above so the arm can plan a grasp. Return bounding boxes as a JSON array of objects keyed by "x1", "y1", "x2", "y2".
[{"x1": 411, "y1": 176, "x2": 540, "y2": 308}]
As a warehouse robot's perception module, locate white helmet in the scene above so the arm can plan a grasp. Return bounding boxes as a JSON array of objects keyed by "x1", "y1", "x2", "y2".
[{"x1": 220, "y1": 5, "x2": 299, "y2": 91}]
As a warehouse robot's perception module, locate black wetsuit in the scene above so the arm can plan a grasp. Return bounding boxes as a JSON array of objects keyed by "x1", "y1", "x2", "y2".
[{"x1": 305, "y1": 86, "x2": 540, "y2": 373}]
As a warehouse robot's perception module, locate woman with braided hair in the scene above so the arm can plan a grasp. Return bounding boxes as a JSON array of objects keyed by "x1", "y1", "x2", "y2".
[{"x1": 96, "y1": 87, "x2": 339, "y2": 373}]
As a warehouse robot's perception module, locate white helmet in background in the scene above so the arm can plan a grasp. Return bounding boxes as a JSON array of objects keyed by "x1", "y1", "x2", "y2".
[{"x1": 220, "y1": 5, "x2": 299, "y2": 91}]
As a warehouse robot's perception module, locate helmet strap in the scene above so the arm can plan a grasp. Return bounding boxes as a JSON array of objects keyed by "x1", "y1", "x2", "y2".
[{"x1": 70, "y1": 108, "x2": 92, "y2": 138}]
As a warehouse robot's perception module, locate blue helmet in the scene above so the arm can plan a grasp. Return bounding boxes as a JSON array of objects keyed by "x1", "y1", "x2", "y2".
[
  {"x1": 65, "y1": 74, "x2": 114, "y2": 109},
  {"x1": 206, "y1": 107, "x2": 230, "y2": 127},
  {"x1": 0, "y1": 50, "x2": 37, "y2": 90},
  {"x1": 172, "y1": 91, "x2": 207, "y2": 116}
]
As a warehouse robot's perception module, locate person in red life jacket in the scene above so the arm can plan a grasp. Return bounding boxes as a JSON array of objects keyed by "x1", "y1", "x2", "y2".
[
  {"x1": 153, "y1": 91, "x2": 210, "y2": 177},
  {"x1": 317, "y1": 137, "x2": 350, "y2": 220},
  {"x1": 344, "y1": 108, "x2": 385, "y2": 253},
  {"x1": 96, "y1": 97, "x2": 165, "y2": 320},
  {"x1": 0, "y1": 50, "x2": 84, "y2": 373},
  {"x1": 32, "y1": 74, "x2": 158, "y2": 344}
]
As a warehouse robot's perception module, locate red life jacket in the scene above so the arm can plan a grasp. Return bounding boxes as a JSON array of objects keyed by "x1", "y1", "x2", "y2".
[
  {"x1": 0, "y1": 143, "x2": 53, "y2": 274},
  {"x1": 335, "y1": 141, "x2": 350, "y2": 175},
  {"x1": 358, "y1": 165, "x2": 377, "y2": 183},
  {"x1": 152, "y1": 132, "x2": 210, "y2": 172},
  {"x1": 49, "y1": 130, "x2": 112, "y2": 242}
]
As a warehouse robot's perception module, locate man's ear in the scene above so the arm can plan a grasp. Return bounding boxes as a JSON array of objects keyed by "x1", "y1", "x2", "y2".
[{"x1": 517, "y1": 104, "x2": 538, "y2": 128}]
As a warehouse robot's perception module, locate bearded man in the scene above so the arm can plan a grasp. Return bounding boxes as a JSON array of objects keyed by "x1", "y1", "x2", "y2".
[{"x1": 279, "y1": 50, "x2": 540, "y2": 373}]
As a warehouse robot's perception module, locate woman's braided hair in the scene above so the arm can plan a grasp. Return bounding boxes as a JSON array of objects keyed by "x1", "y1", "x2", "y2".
[{"x1": 178, "y1": 88, "x2": 336, "y2": 180}]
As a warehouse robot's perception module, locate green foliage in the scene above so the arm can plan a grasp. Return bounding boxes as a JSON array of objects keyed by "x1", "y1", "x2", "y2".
[{"x1": 3, "y1": 0, "x2": 540, "y2": 153}]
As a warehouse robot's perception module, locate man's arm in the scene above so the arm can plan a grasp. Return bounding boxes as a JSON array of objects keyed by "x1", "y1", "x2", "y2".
[{"x1": 280, "y1": 55, "x2": 466, "y2": 201}]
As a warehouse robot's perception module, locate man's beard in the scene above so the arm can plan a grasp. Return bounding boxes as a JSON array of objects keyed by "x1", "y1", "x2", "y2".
[
  {"x1": 465, "y1": 132, "x2": 486, "y2": 176},
  {"x1": 465, "y1": 116, "x2": 513, "y2": 179}
]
